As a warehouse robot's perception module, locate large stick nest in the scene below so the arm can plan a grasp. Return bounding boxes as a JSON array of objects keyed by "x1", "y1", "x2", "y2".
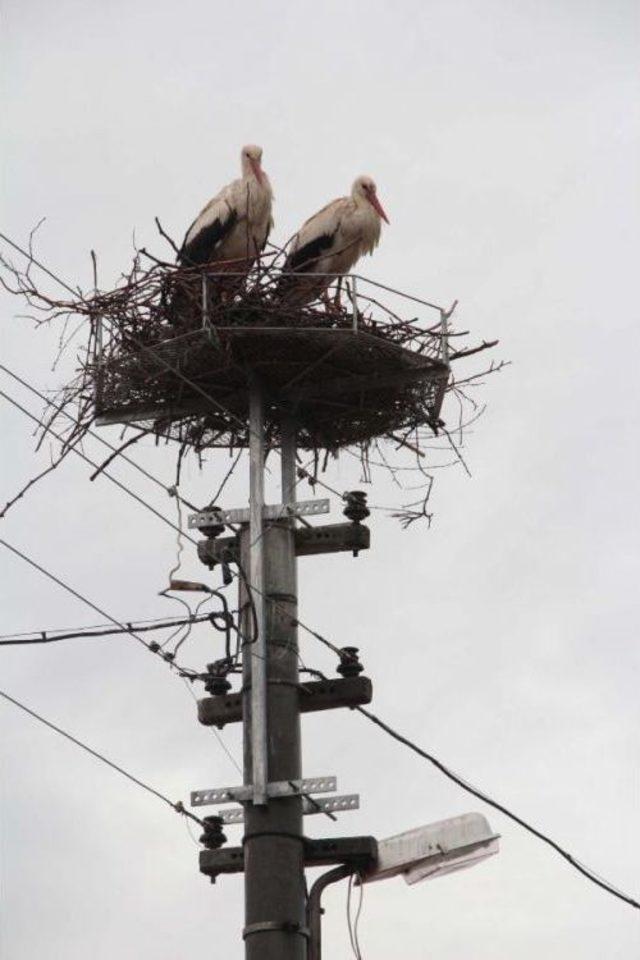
[
  {"x1": 1, "y1": 228, "x2": 505, "y2": 527},
  {"x1": 91, "y1": 252, "x2": 454, "y2": 451}
]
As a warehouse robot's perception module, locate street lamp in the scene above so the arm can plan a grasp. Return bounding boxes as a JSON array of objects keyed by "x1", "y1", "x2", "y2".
[
  {"x1": 307, "y1": 812, "x2": 499, "y2": 959},
  {"x1": 364, "y1": 812, "x2": 499, "y2": 885}
]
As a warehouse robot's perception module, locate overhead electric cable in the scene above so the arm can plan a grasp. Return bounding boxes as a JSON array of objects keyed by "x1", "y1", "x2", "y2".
[
  {"x1": 0, "y1": 687, "x2": 204, "y2": 827},
  {"x1": 0, "y1": 537, "x2": 197, "y2": 677},
  {"x1": 0, "y1": 362, "x2": 201, "y2": 512},
  {"x1": 0, "y1": 389, "x2": 200, "y2": 549},
  {"x1": 0, "y1": 381, "x2": 356, "y2": 671},
  {"x1": 0, "y1": 613, "x2": 214, "y2": 646},
  {"x1": 0, "y1": 612, "x2": 216, "y2": 641},
  {"x1": 0, "y1": 384, "x2": 339, "y2": 665},
  {"x1": 353, "y1": 703, "x2": 640, "y2": 911}
]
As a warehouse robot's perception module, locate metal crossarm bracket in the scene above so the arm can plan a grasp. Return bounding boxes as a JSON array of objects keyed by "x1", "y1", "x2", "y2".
[
  {"x1": 188, "y1": 498, "x2": 329, "y2": 529},
  {"x1": 218, "y1": 794, "x2": 360, "y2": 824},
  {"x1": 197, "y1": 676, "x2": 373, "y2": 729},
  {"x1": 191, "y1": 776, "x2": 338, "y2": 808},
  {"x1": 199, "y1": 836, "x2": 378, "y2": 879},
  {"x1": 197, "y1": 523, "x2": 371, "y2": 571},
  {"x1": 303, "y1": 836, "x2": 378, "y2": 870}
]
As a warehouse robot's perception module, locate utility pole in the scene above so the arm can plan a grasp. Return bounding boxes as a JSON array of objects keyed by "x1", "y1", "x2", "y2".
[
  {"x1": 241, "y1": 405, "x2": 306, "y2": 958},
  {"x1": 190, "y1": 406, "x2": 376, "y2": 957}
]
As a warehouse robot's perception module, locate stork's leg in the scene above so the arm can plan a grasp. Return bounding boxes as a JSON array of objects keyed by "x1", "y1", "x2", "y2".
[
  {"x1": 321, "y1": 289, "x2": 334, "y2": 313},
  {"x1": 333, "y1": 276, "x2": 343, "y2": 309}
]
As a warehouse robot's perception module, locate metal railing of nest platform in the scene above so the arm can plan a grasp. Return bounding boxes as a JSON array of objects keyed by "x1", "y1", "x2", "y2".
[{"x1": 91, "y1": 261, "x2": 456, "y2": 425}]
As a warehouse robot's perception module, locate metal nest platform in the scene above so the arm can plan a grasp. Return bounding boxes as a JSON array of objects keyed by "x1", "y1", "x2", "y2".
[{"x1": 93, "y1": 269, "x2": 451, "y2": 452}]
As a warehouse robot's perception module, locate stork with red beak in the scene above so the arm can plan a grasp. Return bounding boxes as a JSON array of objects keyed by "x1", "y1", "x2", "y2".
[
  {"x1": 178, "y1": 145, "x2": 273, "y2": 271},
  {"x1": 278, "y1": 175, "x2": 389, "y2": 305}
]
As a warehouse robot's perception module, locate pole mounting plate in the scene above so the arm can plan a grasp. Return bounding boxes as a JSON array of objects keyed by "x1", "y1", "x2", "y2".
[
  {"x1": 191, "y1": 776, "x2": 338, "y2": 808},
  {"x1": 218, "y1": 794, "x2": 360, "y2": 824},
  {"x1": 188, "y1": 498, "x2": 330, "y2": 529}
]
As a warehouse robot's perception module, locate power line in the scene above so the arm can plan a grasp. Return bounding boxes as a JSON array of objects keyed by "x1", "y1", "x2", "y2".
[
  {"x1": 0, "y1": 382, "x2": 343, "y2": 668},
  {"x1": 0, "y1": 388, "x2": 201, "y2": 549},
  {"x1": 0, "y1": 613, "x2": 214, "y2": 646},
  {"x1": 0, "y1": 536, "x2": 198, "y2": 677},
  {"x1": 353, "y1": 703, "x2": 640, "y2": 912},
  {"x1": 7, "y1": 535, "x2": 636, "y2": 913},
  {"x1": 347, "y1": 872, "x2": 365, "y2": 960},
  {"x1": 0, "y1": 612, "x2": 214, "y2": 641},
  {"x1": 0, "y1": 362, "x2": 202, "y2": 513},
  {"x1": 0, "y1": 687, "x2": 204, "y2": 827}
]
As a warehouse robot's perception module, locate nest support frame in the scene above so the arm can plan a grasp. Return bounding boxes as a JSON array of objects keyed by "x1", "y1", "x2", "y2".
[{"x1": 92, "y1": 270, "x2": 451, "y2": 453}]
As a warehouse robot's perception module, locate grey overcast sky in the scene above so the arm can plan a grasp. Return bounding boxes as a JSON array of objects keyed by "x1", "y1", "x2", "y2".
[{"x1": 1, "y1": 1, "x2": 639, "y2": 957}]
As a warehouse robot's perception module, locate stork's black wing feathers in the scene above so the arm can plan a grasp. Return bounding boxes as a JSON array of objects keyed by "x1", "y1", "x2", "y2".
[
  {"x1": 285, "y1": 230, "x2": 337, "y2": 273},
  {"x1": 178, "y1": 209, "x2": 238, "y2": 266}
]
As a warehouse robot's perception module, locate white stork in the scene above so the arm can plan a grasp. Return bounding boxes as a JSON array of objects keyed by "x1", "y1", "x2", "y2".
[
  {"x1": 178, "y1": 144, "x2": 273, "y2": 272},
  {"x1": 278, "y1": 175, "x2": 389, "y2": 306}
]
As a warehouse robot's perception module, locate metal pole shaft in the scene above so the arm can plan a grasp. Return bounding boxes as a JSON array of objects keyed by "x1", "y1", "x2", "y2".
[
  {"x1": 248, "y1": 382, "x2": 268, "y2": 804},
  {"x1": 242, "y1": 416, "x2": 306, "y2": 960}
]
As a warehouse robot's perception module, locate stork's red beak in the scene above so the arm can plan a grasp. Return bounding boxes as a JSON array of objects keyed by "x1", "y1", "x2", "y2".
[
  {"x1": 368, "y1": 191, "x2": 390, "y2": 224},
  {"x1": 250, "y1": 158, "x2": 265, "y2": 185}
]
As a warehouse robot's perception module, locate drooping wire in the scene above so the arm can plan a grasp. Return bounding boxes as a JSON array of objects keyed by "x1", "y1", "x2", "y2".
[
  {"x1": 159, "y1": 491, "x2": 195, "y2": 650},
  {"x1": 347, "y1": 873, "x2": 365, "y2": 960},
  {"x1": 172, "y1": 592, "x2": 214, "y2": 657},
  {"x1": 0, "y1": 363, "x2": 201, "y2": 514},
  {"x1": 0, "y1": 385, "x2": 359, "y2": 673},
  {"x1": 0, "y1": 687, "x2": 204, "y2": 829},
  {"x1": 0, "y1": 613, "x2": 213, "y2": 640},
  {"x1": 12, "y1": 512, "x2": 634, "y2": 913},
  {"x1": 0, "y1": 537, "x2": 198, "y2": 679},
  {"x1": 352, "y1": 704, "x2": 640, "y2": 911},
  {"x1": 0, "y1": 613, "x2": 217, "y2": 646},
  {"x1": 0, "y1": 388, "x2": 201, "y2": 550}
]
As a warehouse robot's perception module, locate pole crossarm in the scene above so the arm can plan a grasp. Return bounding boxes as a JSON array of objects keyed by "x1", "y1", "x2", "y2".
[
  {"x1": 220, "y1": 794, "x2": 360, "y2": 825},
  {"x1": 188, "y1": 499, "x2": 329, "y2": 529},
  {"x1": 199, "y1": 836, "x2": 378, "y2": 880},
  {"x1": 197, "y1": 676, "x2": 373, "y2": 728},
  {"x1": 191, "y1": 776, "x2": 338, "y2": 807},
  {"x1": 196, "y1": 521, "x2": 370, "y2": 570}
]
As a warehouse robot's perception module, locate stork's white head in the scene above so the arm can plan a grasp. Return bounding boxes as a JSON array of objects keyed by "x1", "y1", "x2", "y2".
[
  {"x1": 352, "y1": 175, "x2": 390, "y2": 224},
  {"x1": 241, "y1": 144, "x2": 266, "y2": 185}
]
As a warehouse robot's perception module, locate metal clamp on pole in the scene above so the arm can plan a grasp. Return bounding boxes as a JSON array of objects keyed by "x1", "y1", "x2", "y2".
[{"x1": 243, "y1": 921, "x2": 311, "y2": 941}]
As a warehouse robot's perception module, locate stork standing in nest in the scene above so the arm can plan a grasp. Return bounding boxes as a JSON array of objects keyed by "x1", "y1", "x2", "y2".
[
  {"x1": 278, "y1": 175, "x2": 389, "y2": 308},
  {"x1": 178, "y1": 144, "x2": 273, "y2": 270},
  {"x1": 171, "y1": 145, "x2": 273, "y2": 320}
]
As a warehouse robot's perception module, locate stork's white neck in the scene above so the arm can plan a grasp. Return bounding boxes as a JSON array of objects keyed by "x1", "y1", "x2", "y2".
[{"x1": 241, "y1": 155, "x2": 261, "y2": 181}]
